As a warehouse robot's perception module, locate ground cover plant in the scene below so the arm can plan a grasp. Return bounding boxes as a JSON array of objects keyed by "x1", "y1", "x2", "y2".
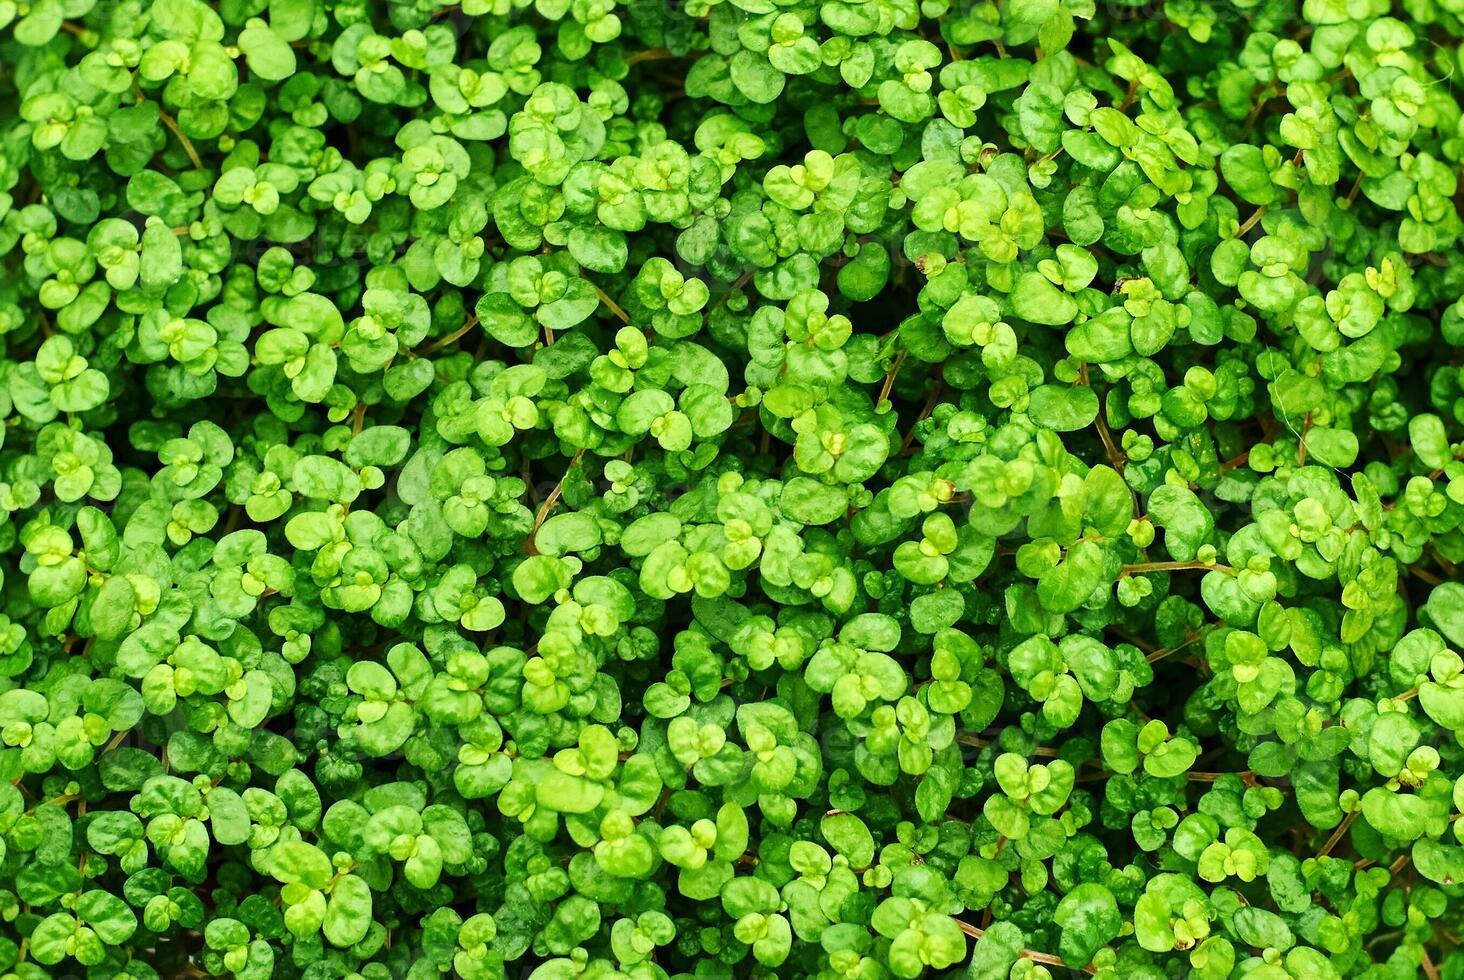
[{"x1": 3, "y1": 0, "x2": 1464, "y2": 976}]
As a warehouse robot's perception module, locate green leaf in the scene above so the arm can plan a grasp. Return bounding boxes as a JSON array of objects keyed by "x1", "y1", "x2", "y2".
[
  {"x1": 965, "y1": 921, "x2": 1025, "y2": 980},
  {"x1": 1011, "y1": 272, "x2": 1078, "y2": 325},
  {"x1": 1054, "y1": 883, "x2": 1119, "y2": 967},
  {"x1": 323, "y1": 875, "x2": 372, "y2": 947}
]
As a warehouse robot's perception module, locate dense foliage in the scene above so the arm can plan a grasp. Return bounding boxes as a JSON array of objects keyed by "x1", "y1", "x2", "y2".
[{"x1": 3, "y1": 0, "x2": 1464, "y2": 976}]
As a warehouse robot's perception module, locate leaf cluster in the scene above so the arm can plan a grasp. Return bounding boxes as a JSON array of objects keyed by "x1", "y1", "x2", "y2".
[{"x1": 1, "y1": 0, "x2": 1464, "y2": 978}]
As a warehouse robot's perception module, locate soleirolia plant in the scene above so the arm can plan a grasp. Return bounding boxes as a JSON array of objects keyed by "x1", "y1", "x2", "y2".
[{"x1": 3, "y1": 0, "x2": 1464, "y2": 976}]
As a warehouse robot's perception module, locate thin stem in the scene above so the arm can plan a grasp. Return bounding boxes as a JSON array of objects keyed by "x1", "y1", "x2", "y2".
[
  {"x1": 26, "y1": 793, "x2": 78, "y2": 816},
  {"x1": 161, "y1": 112, "x2": 203, "y2": 170},
  {"x1": 625, "y1": 47, "x2": 703, "y2": 65},
  {"x1": 1188, "y1": 770, "x2": 1254, "y2": 783},
  {"x1": 1117, "y1": 79, "x2": 1139, "y2": 112},
  {"x1": 956, "y1": 735, "x2": 1061, "y2": 758},
  {"x1": 1344, "y1": 172, "x2": 1363, "y2": 207},
  {"x1": 100, "y1": 730, "x2": 129, "y2": 754},
  {"x1": 626, "y1": 47, "x2": 673, "y2": 64},
  {"x1": 953, "y1": 920, "x2": 1097, "y2": 975},
  {"x1": 135, "y1": 84, "x2": 203, "y2": 170},
  {"x1": 420, "y1": 315, "x2": 479, "y2": 354},
  {"x1": 1296, "y1": 411, "x2": 1313, "y2": 466},
  {"x1": 1236, "y1": 206, "x2": 1267, "y2": 237},
  {"x1": 592, "y1": 283, "x2": 631, "y2": 324},
  {"x1": 1107, "y1": 626, "x2": 1158, "y2": 654},
  {"x1": 1122, "y1": 560, "x2": 1235, "y2": 577},
  {"x1": 1316, "y1": 812, "x2": 1357, "y2": 859},
  {"x1": 899, "y1": 381, "x2": 944, "y2": 454},
  {"x1": 1219, "y1": 450, "x2": 1249, "y2": 473},
  {"x1": 1079, "y1": 363, "x2": 1125, "y2": 471},
  {"x1": 525, "y1": 449, "x2": 587, "y2": 556},
  {"x1": 1408, "y1": 564, "x2": 1444, "y2": 586},
  {"x1": 877, "y1": 349, "x2": 908, "y2": 406},
  {"x1": 1146, "y1": 626, "x2": 1213, "y2": 664},
  {"x1": 1242, "y1": 84, "x2": 1274, "y2": 131}
]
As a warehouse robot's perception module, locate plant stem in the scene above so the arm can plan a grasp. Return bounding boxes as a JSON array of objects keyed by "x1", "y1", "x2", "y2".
[
  {"x1": 1316, "y1": 811, "x2": 1356, "y2": 859},
  {"x1": 525, "y1": 448, "x2": 587, "y2": 555},
  {"x1": 1237, "y1": 206, "x2": 1267, "y2": 237},
  {"x1": 953, "y1": 920, "x2": 1097, "y2": 975},
  {"x1": 877, "y1": 349, "x2": 908, "y2": 406},
  {"x1": 592, "y1": 283, "x2": 631, "y2": 324},
  {"x1": 1079, "y1": 362, "x2": 1125, "y2": 471},
  {"x1": 1121, "y1": 560, "x2": 1235, "y2": 577},
  {"x1": 421, "y1": 315, "x2": 480, "y2": 354},
  {"x1": 135, "y1": 84, "x2": 203, "y2": 170},
  {"x1": 1146, "y1": 626, "x2": 1213, "y2": 664}
]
